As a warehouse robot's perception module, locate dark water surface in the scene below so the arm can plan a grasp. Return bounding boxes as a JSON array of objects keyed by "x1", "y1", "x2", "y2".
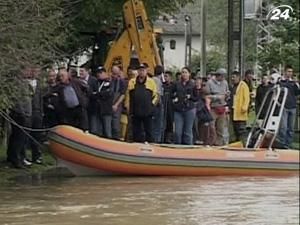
[{"x1": 0, "y1": 175, "x2": 299, "y2": 225}]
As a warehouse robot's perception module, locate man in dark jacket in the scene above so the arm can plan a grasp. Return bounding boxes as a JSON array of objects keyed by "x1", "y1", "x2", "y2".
[
  {"x1": 125, "y1": 63, "x2": 158, "y2": 142},
  {"x1": 152, "y1": 65, "x2": 165, "y2": 143},
  {"x1": 79, "y1": 65, "x2": 98, "y2": 134},
  {"x1": 27, "y1": 66, "x2": 44, "y2": 164},
  {"x1": 278, "y1": 65, "x2": 299, "y2": 148},
  {"x1": 57, "y1": 68, "x2": 89, "y2": 131},
  {"x1": 7, "y1": 68, "x2": 32, "y2": 168},
  {"x1": 255, "y1": 75, "x2": 272, "y2": 118},
  {"x1": 94, "y1": 67, "x2": 114, "y2": 138},
  {"x1": 162, "y1": 71, "x2": 174, "y2": 143},
  {"x1": 110, "y1": 65, "x2": 127, "y2": 140},
  {"x1": 43, "y1": 69, "x2": 60, "y2": 128}
]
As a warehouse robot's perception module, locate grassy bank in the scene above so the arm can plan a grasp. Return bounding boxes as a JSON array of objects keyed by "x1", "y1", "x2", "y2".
[
  {"x1": 0, "y1": 145, "x2": 56, "y2": 184},
  {"x1": 292, "y1": 133, "x2": 300, "y2": 149}
]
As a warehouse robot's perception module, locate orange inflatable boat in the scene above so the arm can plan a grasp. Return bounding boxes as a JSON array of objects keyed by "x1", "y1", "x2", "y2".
[{"x1": 48, "y1": 125, "x2": 299, "y2": 176}]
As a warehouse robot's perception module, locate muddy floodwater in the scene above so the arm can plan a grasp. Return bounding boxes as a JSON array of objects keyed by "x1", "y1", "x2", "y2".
[{"x1": 0, "y1": 175, "x2": 299, "y2": 225}]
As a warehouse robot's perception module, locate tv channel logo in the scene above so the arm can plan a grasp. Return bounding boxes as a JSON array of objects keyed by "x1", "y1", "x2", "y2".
[{"x1": 266, "y1": 5, "x2": 294, "y2": 21}]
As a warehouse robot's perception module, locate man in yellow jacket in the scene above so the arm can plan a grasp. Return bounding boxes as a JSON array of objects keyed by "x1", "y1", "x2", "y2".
[
  {"x1": 125, "y1": 63, "x2": 158, "y2": 142},
  {"x1": 230, "y1": 71, "x2": 250, "y2": 144}
]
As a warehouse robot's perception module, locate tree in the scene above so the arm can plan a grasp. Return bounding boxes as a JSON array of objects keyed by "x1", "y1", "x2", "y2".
[
  {"x1": 258, "y1": 0, "x2": 299, "y2": 73},
  {"x1": 187, "y1": 0, "x2": 299, "y2": 75},
  {"x1": 60, "y1": 0, "x2": 194, "y2": 59},
  {"x1": 0, "y1": 0, "x2": 193, "y2": 112},
  {"x1": 191, "y1": 48, "x2": 227, "y2": 74},
  {"x1": 0, "y1": 0, "x2": 72, "y2": 111},
  {"x1": 185, "y1": 0, "x2": 229, "y2": 73}
]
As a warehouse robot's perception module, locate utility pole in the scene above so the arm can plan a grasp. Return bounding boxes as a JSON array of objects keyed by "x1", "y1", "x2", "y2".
[
  {"x1": 240, "y1": 0, "x2": 244, "y2": 76},
  {"x1": 228, "y1": 0, "x2": 244, "y2": 77},
  {"x1": 200, "y1": 0, "x2": 207, "y2": 77},
  {"x1": 184, "y1": 15, "x2": 192, "y2": 67}
]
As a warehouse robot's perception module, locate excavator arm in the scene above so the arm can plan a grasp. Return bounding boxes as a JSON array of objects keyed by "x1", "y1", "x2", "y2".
[
  {"x1": 104, "y1": 0, "x2": 162, "y2": 75},
  {"x1": 104, "y1": 31, "x2": 131, "y2": 74}
]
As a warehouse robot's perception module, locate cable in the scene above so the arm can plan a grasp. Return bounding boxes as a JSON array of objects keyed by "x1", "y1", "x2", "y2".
[
  {"x1": 0, "y1": 110, "x2": 54, "y2": 132},
  {"x1": 0, "y1": 110, "x2": 52, "y2": 149}
]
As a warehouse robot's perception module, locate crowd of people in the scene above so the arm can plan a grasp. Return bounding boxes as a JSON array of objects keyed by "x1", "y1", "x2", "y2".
[{"x1": 4, "y1": 63, "x2": 299, "y2": 168}]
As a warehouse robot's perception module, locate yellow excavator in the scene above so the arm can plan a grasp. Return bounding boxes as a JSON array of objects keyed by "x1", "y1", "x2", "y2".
[
  {"x1": 102, "y1": 0, "x2": 163, "y2": 140},
  {"x1": 104, "y1": 0, "x2": 163, "y2": 75}
]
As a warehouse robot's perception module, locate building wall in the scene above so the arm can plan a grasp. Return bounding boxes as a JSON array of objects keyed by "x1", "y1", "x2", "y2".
[{"x1": 162, "y1": 34, "x2": 201, "y2": 70}]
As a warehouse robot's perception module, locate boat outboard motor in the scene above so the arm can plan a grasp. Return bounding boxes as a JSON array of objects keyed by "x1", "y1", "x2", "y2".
[{"x1": 246, "y1": 85, "x2": 288, "y2": 149}]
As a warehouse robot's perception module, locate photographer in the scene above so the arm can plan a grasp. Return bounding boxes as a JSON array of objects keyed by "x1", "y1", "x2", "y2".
[{"x1": 172, "y1": 67, "x2": 198, "y2": 145}]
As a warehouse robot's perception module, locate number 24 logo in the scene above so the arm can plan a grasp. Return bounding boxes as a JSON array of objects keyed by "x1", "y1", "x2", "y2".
[{"x1": 268, "y1": 5, "x2": 293, "y2": 21}]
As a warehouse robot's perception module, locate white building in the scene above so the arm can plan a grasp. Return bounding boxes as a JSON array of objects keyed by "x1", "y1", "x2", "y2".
[{"x1": 154, "y1": 15, "x2": 201, "y2": 70}]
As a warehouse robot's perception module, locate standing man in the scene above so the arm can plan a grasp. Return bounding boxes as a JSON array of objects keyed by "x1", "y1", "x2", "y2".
[
  {"x1": 162, "y1": 71, "x2": 174, "y2": 143},
  {"x1": 79, "y1": 65, "x2": 98, "y2": 134},
  {"x1": 28, "y1": 65, "x2": 44, "y2": 164},
  {"x1": 125, "y1": 63, "x2": 158, "y2": 143},
  {"x1": 206, "y1": 68, "x2": 230, "y2": 146},
  {"x1": 152, "y1": 65, "x2": 165, "y2": 143},
  {"x1": 244, "y1": 69, "x2": 255, "y2": 111},
  {"x1": 255, "y1": 75, "x2": 272, "y2": 118},
  {"x1": 244, "y1": 69, "x2": 254, "y2": 93},
  {"x1": 94, "y1": 67, "x2": 114, "y2": 138},
  {"x1": 278, "y1": 65, "x2": 299, "y2": 148},
  {"x1": 43, "y1": 69, "x2": 60, "y2": 128},
  {"x1": 230, "y1": 71, "x2": 250, "y2": 144},
  {"x1": 7, "y1": 67, "x2": 32, "y2": 168},
  {"x1": 57, "y1": 68, "x2": 89, "y2": 131},
  {"x1": 110, "y1": 65, "x2": 127, "y2": 140}
]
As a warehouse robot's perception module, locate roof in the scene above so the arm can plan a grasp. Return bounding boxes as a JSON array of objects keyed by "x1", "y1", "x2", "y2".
[{"x1": 153, "y1": 3, "x2": 201, "y2": 35}]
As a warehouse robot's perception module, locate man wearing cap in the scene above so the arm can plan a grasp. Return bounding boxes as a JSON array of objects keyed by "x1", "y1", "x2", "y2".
[
  {"x1": 206, "y1": 68, "x2": 230, "y2": 146},
  {"x1": 93, "y1": 66, "x2": 114, "y2": 138},
  {"x1": 125, "y1": 63, "x2": 158, "y2": 142}
]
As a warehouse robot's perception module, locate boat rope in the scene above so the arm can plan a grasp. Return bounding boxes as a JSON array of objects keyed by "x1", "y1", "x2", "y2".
[
  {"x1": 0, "y1": 110, "x2": 54, "y2": 132},
  {"x1": 0, "y1": 109, "x2": 53, "y2": 149}
]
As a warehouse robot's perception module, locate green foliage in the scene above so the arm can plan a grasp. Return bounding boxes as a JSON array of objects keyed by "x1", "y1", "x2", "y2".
[
  {"x1": 187, "y1": 0, "x2": 299, "y2": 74},
  {"x1": 258, "y1": 0, "x2": 299, "y2": 73},
  {"x1": 0, "y1": 0, "x2": 69, "y2": 111},
  {"x1": 62, "y1": 0, "x2": 194, "y2": 56},
  {"x1": 191, "y1": 48, "x2": 227, "y2": 74},
  {"x1": 0, "y1": 0, "x2": 193, "y2": 112},
  {"x1": 184, "y1": 0, "x2": 228, "y2": 74},
  {"x1": 206, "y1": 0, "x2": 228, "y2": 49},
  {"x1": 259, "y1": 38, "x2": 299, "y2": 72},
  {"x1": 244, "y1": 20, "x2": 257, "y2": 70}
]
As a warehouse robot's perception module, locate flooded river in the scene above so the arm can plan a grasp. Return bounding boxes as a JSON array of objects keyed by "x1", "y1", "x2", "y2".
[{"x1": 0, "y1": 175, "x2": 299, "y2": 225}]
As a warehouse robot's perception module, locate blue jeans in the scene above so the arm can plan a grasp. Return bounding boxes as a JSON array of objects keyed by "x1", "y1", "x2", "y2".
[
  {"x1": 112, "y1": 106, "x2": 122, "y2": 140},
  {"x1": 278, "y1": 108, "x2": 297, "y2": 148},
  {"x1": 152, "y1": 103, "x2": 164, "y2": 143},
  {"x1": 174, "y1": 109, "x2": 196, "y2": 145},
  {"x1": 99, "y1": 115, "x2": 112, "y2": 138},
  {"x1": 89, "y1": 112, "x2": 99, "y2": 135}
]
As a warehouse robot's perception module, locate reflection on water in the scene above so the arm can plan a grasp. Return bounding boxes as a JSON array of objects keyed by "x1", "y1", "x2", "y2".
[{"x1": 0, "y1": 175, "x2": 299, "y2": 225}]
